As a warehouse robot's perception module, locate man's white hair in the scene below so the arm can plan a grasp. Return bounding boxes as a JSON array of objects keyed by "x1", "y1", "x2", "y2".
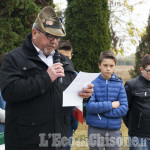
[{"x1": 32, "y1": 23, "x2": 41, "y2": 30}]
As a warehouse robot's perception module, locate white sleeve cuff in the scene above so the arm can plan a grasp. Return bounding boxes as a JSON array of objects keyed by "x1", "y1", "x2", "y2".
[{"x1": 0, "y1": 108, "x2": 5, "y2": 123}]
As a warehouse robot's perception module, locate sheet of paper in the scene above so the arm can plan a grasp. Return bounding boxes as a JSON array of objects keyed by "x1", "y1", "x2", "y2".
[{"x1": 63, "y1": 71, "x2": 99, "y2": 107}]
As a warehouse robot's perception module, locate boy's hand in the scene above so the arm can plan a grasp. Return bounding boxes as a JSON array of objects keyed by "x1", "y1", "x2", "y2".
[{"x1": 112, "y1": 101, "x2": 120, "y2": 108}]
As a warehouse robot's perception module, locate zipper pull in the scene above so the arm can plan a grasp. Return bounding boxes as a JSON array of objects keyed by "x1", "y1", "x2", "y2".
[
  {"x1": 106, "y1": 80, "x2": 108, "y2": 84},
  {"x1": 97, "y1": 114, "x2": 101, "y2": 120},
  {"x1": 145, "y1": 92, "x2": 147, "y2": 96}
]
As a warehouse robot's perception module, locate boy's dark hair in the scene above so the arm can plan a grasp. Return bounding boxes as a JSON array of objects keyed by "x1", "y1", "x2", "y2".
[
  {"x1": 99, "y1": 50, "x2": 117, "y2": 64},
  {"x1": 142, "y1": 54, "x2": 150, "y2": 69},
  {"x1": 58, "y1": 40, "x2": 72, "y2": 52},
  {"x1": 0, "y1": 53, "x2": 7, "y2": 69}
]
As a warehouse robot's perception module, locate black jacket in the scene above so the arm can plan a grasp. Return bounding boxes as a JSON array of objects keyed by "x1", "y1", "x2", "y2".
[
  {"x1": 0, "y1": 34, "x2": 76, "y2": 150},
  {"x1": 123, "y1": 74, "x2": 150, "y2": 138}
]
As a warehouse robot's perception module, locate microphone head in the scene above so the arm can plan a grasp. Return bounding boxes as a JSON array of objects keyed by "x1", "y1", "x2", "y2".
[
  {"x1": 54, "y1": 51, "x2": 61, "y2": 63},
  {"x1": 53, "y1": 50, "x2": 63, "y2": 84}
]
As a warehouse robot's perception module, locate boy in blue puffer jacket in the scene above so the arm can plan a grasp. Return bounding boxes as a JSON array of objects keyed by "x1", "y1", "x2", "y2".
[
  {"x1": 86, "y1": 51, "x2": 128, "y2": 150},
  {"x1": 0, "y1": 53, "x2": 6, "y2": 149}
]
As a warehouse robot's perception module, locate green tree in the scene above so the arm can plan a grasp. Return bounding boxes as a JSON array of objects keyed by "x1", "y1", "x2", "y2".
[
  {"x1": 109, "y1": 0, "x2": 144, "y2": 54},
  {"x1": 0, "y1": 0, "x2": 54, "y2": 55},
  {"x1": 130, "y1": 15, "x2": 150, "y2": 77},
  {"x1": 64, "y1": 0, "x2": 110, "y2": 72}
]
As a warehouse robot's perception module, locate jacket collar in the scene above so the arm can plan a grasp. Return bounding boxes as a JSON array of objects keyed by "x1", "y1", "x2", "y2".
[
  {"x1": 99, "y1": 73, "x2": 122, "y2": 82},
  {"x1": 22, "y1": 33, "x2": 75, "y2": 72},
  {"x1": 22, "y1": 33, "x2": 54, "y2": 63},
  {"x1": 22, "y1": 33, "x2": 39, "y2": 57},
  {"x1": 139, "y1": 74, "x2": 150, "y2": 86}
]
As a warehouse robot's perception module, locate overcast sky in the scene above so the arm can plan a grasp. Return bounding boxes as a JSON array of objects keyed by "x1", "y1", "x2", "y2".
[{"x1": 53, "y1": 0, "x2": 150, "y2": 56}]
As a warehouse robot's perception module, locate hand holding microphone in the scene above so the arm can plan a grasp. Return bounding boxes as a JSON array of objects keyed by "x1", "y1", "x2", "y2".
[
  {"x1": 53, "y1": 51, "x2": 63, "y2": 83},
  {"x1": 46, "y1": 51, "x2": 64, "y2": 83}
]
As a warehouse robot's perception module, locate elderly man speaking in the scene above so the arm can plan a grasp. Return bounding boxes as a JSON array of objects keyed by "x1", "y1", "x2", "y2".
[{"x1": 0, "y1": 6, "x2": 93, "y2": 150}]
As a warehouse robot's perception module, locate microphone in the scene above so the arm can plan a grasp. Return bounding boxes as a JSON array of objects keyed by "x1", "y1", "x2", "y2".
[{"x1": 53, "y1": 50, "x2": 63, "y2": 84}]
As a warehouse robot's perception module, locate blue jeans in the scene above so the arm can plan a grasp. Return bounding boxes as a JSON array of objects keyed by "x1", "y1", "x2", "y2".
[
  {"x1": 129, "y1": 136, "x2": 150, "y2": 150},
  {"x1": 66, "y1": 126, "x2": 73, "y2": 150}
]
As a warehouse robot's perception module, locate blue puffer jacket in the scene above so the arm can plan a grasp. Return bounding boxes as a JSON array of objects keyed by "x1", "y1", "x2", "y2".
[
  {"x1": 86, "y1": 73, "x2": 128, "y2": 130},
  {"x1": 0, "y1": 92, "x2": 5, "y2": 133}
]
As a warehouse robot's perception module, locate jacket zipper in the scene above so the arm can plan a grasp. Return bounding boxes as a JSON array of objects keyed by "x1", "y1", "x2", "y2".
[
  {"x1": 138, "y1": 112, "x2": 142, "y2": 128},
  {"x1": 97, "y1": 80, "x2": 108, "y2": 121},
  {"x1": 106, "y1": 80, "x2": 108, "y2": 128}
]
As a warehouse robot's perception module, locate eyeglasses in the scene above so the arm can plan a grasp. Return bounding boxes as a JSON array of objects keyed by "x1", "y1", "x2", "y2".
[
  {"x1": 36, "y1": 29, "x2": 61, "y2": 41},
  {"x1": 144, "y1": 68, "x2": 150, "y2": 75}
]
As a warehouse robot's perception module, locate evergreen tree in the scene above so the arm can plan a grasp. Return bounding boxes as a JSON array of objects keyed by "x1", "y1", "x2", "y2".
[
  {"x1": 130, "y1": 15, "x2": 150, "y2": 77},
  {"x1": 0, "y1": 0, "x2": 54, "y2": 55},
  {"x1": 64, "y1": 0, "x2": 110, "y2": 72}
]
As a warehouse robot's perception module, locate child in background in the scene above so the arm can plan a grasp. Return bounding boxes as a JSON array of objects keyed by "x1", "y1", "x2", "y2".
[
  {"x1": 0, "y1": 54, "x2": 6, "y2": 150},
  {"x1": 58, "y1": 40, "x2": 78, "y2": 150},
  {"x1": 86, "y1": 51, "x2": 128, "y2": 150}
]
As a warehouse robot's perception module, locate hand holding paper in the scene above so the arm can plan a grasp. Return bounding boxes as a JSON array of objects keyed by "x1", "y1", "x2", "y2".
[
  {"x1": 78, "y1": 83, "x2": 94, "y2": 98},
  {"x1": 63, "y1": 71, "x2": 99, "y2": 107},
  {"x1": 63, "y1": 71, "x2": 99, "y2": 124}
]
